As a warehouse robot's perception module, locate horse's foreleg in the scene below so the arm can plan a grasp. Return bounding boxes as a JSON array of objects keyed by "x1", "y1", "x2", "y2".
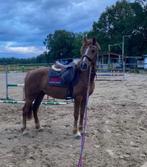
[
  {"x1": 32, "y1": 92, "x2": 44, "y2": 129},
  {"x1": 73, "y1": 97, "x2": 82, "y2": 135},
  {"x1": 79, "y1": 97, "x2": 87, "y2": 133}
]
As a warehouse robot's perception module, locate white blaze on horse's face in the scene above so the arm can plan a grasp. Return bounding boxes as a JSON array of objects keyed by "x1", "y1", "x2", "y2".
[
  {"x1": 84, "y1": 47, "x2": 90, "y2": 58},
  {"x1": 80, "y1": 47, "x2": 90, "y2": 71}
]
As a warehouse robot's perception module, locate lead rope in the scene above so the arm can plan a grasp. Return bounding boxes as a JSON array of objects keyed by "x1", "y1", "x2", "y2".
[{"x1": 77, "y1": 67, "x2": 92, "y2": 167}]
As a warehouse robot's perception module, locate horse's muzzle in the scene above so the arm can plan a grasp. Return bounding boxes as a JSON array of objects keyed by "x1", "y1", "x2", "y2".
[{"x1": 80, "y1": 62, "x2": 88, "y2": 71}]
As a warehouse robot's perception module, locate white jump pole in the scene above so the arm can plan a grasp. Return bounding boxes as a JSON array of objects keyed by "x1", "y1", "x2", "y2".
[
  {"x1": 0, "y1": 99, "x2": 67, "y2": 105},
  {"x1": 7, "y1": 84, "x2": 24, "y2": 87}
]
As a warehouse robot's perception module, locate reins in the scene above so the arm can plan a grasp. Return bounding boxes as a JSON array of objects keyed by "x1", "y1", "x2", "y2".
[{"x1": 77, "y1": 66, "x2": 92, "y2": 167}]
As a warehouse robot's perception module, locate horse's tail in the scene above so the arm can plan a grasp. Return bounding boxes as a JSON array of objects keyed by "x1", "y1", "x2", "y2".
[
  {"x1": 23, "y1": 78, "x2": 33, "y2": 120},
  {"x1": 22, "y1": 101, "x2": 33, "y2": 120},
  {"x1": 26, "y1": 103, "x2": 33, "y2": 120}
]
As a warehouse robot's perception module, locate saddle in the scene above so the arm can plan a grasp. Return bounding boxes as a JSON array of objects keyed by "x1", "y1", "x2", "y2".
[
  {"x1": 48, "y1": 59, "x2": 80, "y2": 99},
  {"x1": 51, "y1": 58, "x2": 75, "y2": 71}
]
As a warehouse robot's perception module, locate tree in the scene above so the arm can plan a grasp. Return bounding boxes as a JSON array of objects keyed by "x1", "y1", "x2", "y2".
[
  {"x1": 44, "y1": 30, "x2": 84, "y2": 62},
  {"x1": 71, "y1": 33, "x2": 83, "y2": 58},
  {"x1": 90, "y1": 0, "x2": 146, "y2": 56},
  {"x1": 44, "y1": 30, "x2": 76, "y2": 61}
]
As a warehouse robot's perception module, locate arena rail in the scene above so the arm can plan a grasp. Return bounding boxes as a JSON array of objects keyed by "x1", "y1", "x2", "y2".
[
  {"x1": 0, "y1": 65, "x2": 71, "y2": 105},
  {"x1": 96, "y1": 60, "x2": 126, "y2": 81}
]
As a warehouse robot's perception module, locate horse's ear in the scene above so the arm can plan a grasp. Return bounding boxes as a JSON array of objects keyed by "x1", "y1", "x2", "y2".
[
  {"x1": 92, "y1": 37, "x2": 96, "y2": 45},
  {"x1": 83, "y1": 36, "x2": 87, "y2": 44}
]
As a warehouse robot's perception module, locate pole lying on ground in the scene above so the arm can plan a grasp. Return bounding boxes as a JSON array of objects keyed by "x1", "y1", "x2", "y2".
[
  {"x1": 7, "y1": 84, "x2": 24, "y2": 87},
  {"x1": 0, "y1": 99, "x2": 67, "y2": 105}
]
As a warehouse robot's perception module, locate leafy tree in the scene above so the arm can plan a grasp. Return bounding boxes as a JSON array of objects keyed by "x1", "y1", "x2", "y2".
[
  {"x1": 90, "y1": 0, "x2": 147, "y2": 56},
  {"x1": 71, "y1": 33, "x2": 83, "y2": 58},
  {"x1": 44, "y1": 30, "x2": 76, "y2": 61}
]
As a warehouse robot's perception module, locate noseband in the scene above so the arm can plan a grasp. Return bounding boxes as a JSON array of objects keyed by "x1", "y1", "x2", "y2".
[{"x1": 82, "y1": 55, "x2": 92, "y2": 63}]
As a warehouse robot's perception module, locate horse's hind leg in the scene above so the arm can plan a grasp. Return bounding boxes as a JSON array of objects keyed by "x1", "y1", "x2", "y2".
[{"x1": 32, "y1": 92, "x2": 44, "y2": 129}]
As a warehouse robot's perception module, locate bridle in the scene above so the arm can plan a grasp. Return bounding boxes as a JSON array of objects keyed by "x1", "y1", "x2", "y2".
[
  {"x1": 82, "y1": 55, "x2": 93, "y2": 63},
  {"x1": 80, "y1": 45, "x2": 98, "y2": 71}
]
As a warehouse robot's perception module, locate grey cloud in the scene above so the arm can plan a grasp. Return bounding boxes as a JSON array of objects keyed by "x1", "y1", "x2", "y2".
[{"x1": 0, "y1": 0, "x2": 117, "y2": 57}]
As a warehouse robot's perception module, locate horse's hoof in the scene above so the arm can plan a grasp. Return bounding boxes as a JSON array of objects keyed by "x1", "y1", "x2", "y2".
[
  {"x1": 35, "y1": 124, "x2": 41, "y2": 130},
  {"x1": 74, "y1": 131, "x2": 81, "y2": 139},
  {"x1": 37, "y1": 127, "x2": 43, "y2": 132},
  {"x1": 21, "y1": 127, "x2": 26, "y2": 133},
  {"x1": 22, "y1": 130, "x2": 29, "y2": 136}
]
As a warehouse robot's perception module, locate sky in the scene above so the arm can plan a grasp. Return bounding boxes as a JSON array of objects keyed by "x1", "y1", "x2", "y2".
[{"x1": 0, "y1": 0, "x2": 119, "y2": 58}]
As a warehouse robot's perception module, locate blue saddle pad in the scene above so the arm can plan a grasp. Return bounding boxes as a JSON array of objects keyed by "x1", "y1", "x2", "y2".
[{"x1": 48, "y1": 66, "x2": 75, "y2": 87}]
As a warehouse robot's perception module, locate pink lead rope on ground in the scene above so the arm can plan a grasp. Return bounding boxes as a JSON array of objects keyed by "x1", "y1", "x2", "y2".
[{"x1": 77, "y1": 67, "x2": 92, "y2": 167}]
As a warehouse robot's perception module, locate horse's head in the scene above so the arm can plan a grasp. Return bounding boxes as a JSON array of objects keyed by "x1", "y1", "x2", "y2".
[{"x1": 80, "y1": 37, "x2": 101, "y2": 71}]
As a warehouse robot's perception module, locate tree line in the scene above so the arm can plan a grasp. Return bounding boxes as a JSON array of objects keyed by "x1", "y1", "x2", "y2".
[{"x1": 0, "y1": 0, "x2": 146, "y2": 64}]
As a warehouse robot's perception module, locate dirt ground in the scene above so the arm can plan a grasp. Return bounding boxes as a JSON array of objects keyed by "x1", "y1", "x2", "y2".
[{"x1": 0, "y1": 73, "x2": 147, "y2": 167}]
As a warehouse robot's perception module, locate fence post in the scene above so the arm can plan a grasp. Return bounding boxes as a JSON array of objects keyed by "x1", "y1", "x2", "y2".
[{"x1": 5, "y1": 65, "x2": 9, "y2": 99}]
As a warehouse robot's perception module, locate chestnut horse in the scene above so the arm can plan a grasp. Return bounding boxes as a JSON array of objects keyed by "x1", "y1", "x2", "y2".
[{"x1": 22, "y1": 37, "x2": 100, "y2": 137}]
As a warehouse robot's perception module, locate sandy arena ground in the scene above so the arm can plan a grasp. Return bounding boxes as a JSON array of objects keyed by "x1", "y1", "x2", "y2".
[{"x1": 0, "y1": 72, "x2": 147, "y2": 167}]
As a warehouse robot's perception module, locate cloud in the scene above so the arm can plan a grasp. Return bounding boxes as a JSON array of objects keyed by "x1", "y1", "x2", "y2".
[
  {"x1": 5, "y1": 45, "x2": 45, "y2": 55},
  {"x1": 0, "y1": 42, "x2": 45, "y2": 58},
  {"x1": 0, "y1": 0, "x2": 118, "y2": 58}
]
